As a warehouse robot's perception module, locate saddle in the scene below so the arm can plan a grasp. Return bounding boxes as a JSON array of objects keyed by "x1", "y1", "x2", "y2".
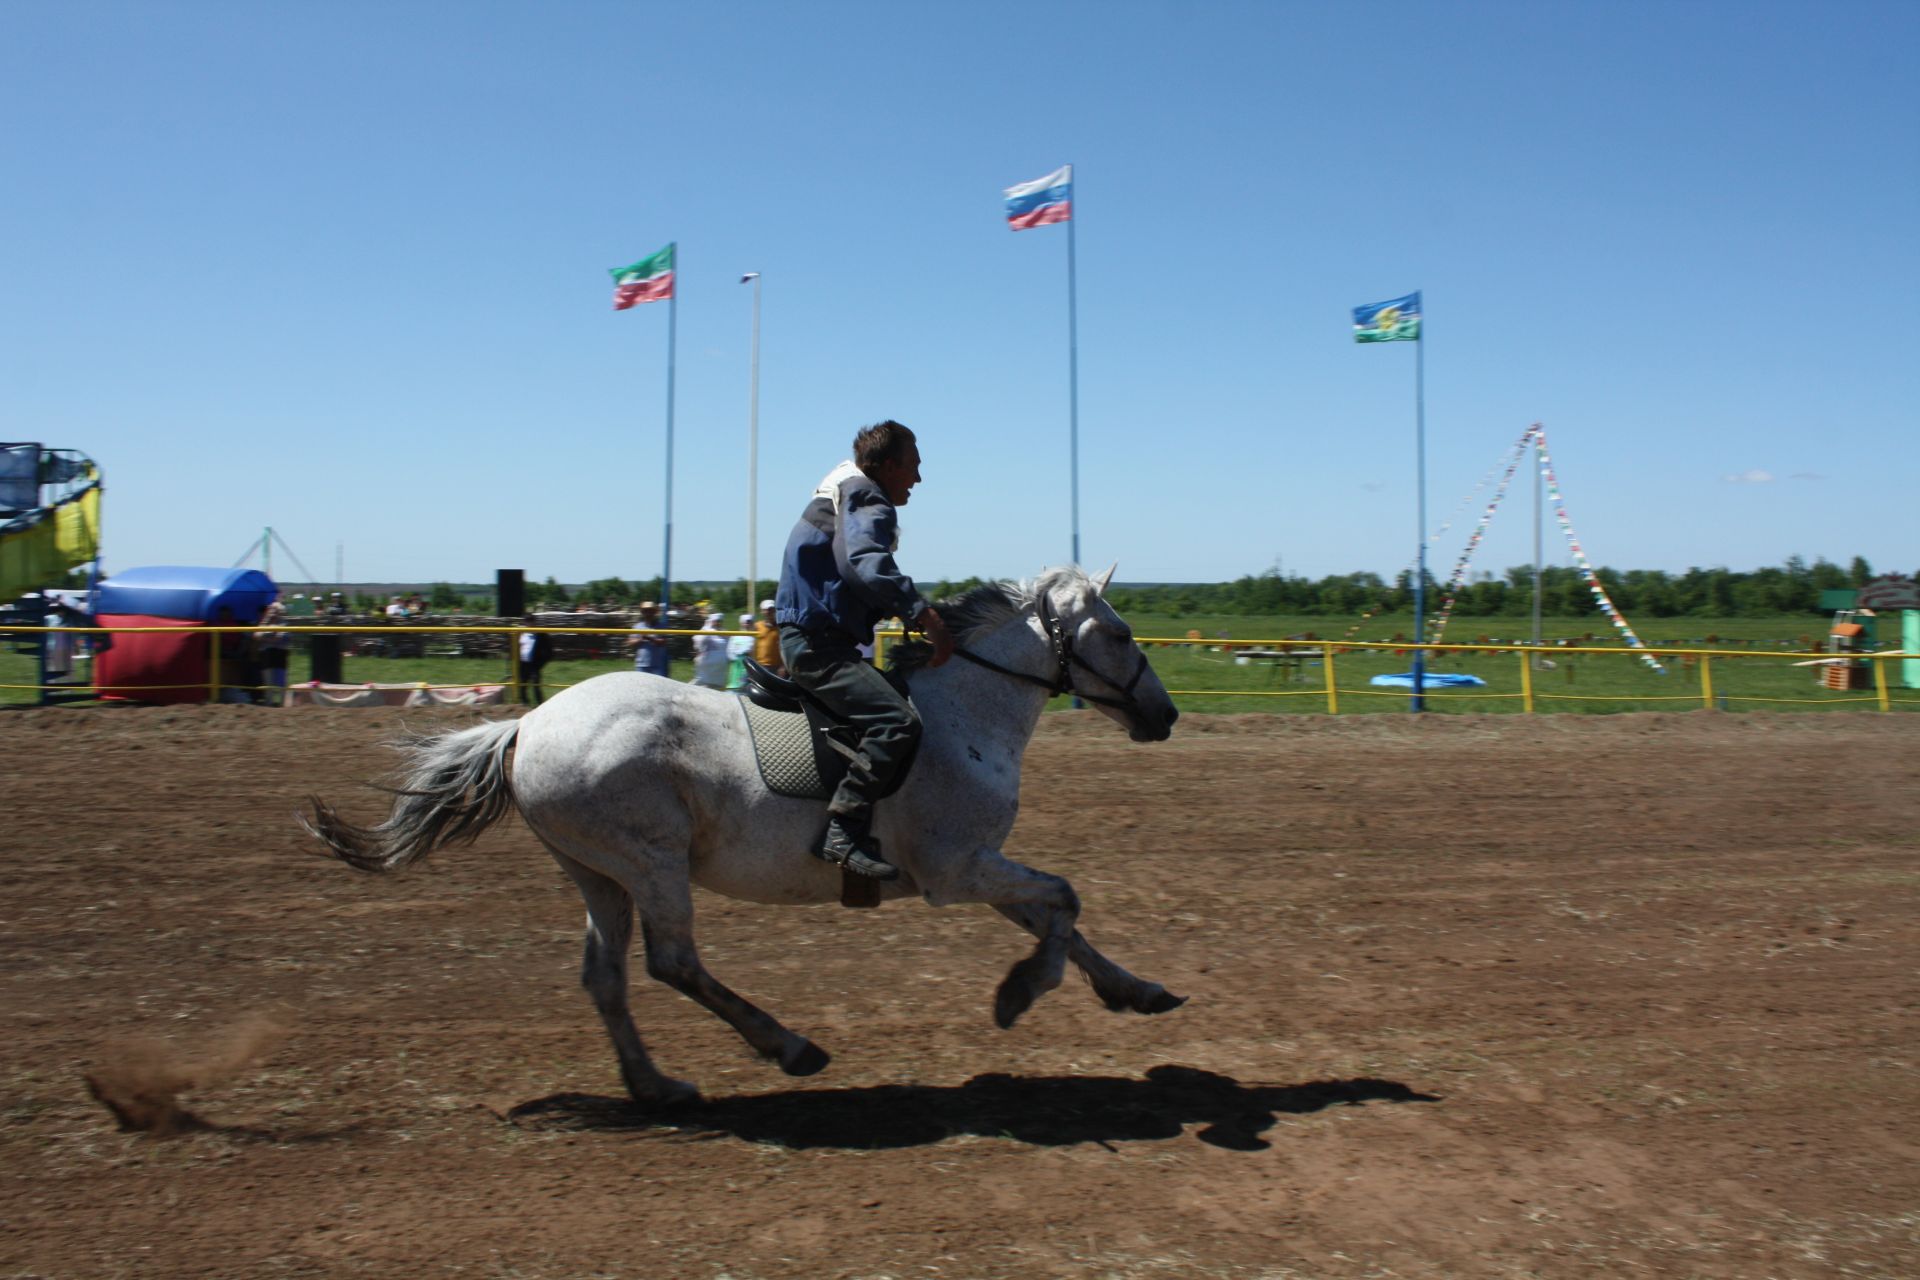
[
  {"x1": 735, "y1": 658, "x2": 918, "y2": 802},
  {"x1": 736, "y1": 658, "x2": 920, "y2": 911}
]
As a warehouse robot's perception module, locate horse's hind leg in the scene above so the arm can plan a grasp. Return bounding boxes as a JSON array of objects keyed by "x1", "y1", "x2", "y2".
[
  {"x1": 635, "y1": 877, "x2": 830, "y2": 1078},
  {"x1": 553, "y1": 854, "x2": 700, "y2": 1107},
  {"x1": 994, "y1": 904, "x2": 1187, "y2": 1016}
]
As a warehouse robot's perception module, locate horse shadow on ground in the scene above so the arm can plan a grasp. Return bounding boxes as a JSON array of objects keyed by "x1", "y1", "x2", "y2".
[{"x1": 505, "y1": 1065, "x2": 1439, "y2": 1151}]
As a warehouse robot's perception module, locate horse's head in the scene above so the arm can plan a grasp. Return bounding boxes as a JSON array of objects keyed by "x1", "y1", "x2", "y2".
[{"x1": 1041, "y1": 565, "x2": 1179, "y2": 743}]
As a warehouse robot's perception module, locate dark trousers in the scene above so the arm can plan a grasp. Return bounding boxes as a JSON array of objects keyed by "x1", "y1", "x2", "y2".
[{"x1": 779, "y1": 624, "x2": 921, "y2": 825}]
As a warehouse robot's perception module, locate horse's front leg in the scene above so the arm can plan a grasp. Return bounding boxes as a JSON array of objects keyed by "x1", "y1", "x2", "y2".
[
  {"x1": 993, "y1": 903, "x2": 1187, "y2": 1016},
  {"x1": 920, "y1": 847, "x2": 1081, "y2": 1029}
]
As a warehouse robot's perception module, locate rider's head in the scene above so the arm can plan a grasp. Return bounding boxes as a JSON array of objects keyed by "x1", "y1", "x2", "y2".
[{"x1": 854, "y1": 420, "x2": 922, "y2": 506}]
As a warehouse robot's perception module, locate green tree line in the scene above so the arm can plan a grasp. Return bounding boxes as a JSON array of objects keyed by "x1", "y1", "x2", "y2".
[
  {"x1": 1105, "y1": 555, "x2": 1893, "y2": 619},
  {"x1": 486, "y1": 555, "x2": 1897, "y2": 619}
]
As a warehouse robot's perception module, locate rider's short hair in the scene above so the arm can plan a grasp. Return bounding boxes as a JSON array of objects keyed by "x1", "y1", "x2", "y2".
[{"x1": 853, "y1": 420, "x2": 915, "y2": 471}]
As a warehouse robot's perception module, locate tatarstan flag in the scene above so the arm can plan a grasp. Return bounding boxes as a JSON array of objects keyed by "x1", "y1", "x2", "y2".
[{"x1": 610, "y1": 244, "x2": 674, "y2": 309}]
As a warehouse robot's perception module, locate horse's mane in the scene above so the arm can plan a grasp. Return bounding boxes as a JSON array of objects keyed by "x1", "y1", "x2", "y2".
[{"x1": 888, "y1": 567, "x2": 1085, "y2": 675}]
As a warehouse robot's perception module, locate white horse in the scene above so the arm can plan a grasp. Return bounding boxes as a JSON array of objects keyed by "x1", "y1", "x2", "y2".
[{"x1": 304, "y1": 566, "x2": 1184, "y2": 1105}]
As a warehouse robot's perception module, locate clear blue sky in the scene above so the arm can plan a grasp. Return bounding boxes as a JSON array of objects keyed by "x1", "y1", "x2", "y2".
[{"x1": 4, "y1": 2, "x2": 1914, "y2": 588}]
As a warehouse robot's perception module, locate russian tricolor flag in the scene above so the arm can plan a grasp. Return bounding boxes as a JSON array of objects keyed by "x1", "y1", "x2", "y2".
[{"x1": 1004, "y1": 165, "x2": 1072, "y2": 231}]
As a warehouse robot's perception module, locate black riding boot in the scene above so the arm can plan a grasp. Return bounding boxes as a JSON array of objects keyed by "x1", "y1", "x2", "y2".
[{"x1": 817, "y1": 813, "x2": 899, "y2": 880}]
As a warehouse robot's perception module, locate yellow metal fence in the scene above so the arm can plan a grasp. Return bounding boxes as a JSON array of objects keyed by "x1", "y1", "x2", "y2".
[{"x1": 2, "y1": 624, "x2": 1913, "y2": 713}]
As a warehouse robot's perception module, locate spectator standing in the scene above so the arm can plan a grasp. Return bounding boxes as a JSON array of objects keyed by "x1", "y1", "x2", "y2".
[
  {"x1": 214, "y1": 606, "x2": 255, "y2": 704},
  {"x1": 752, "y1": 598, "x2": 783, "y2": 675},
  {"x1": 518, "y1": 613, "x2": 554, "y2": 705},
  {"x1": 385, "y1": 596, "x2": 409, "y2": 619},
  {"x1": 691, "y1": 611, "x2": 730, "y2": 689},
  {"x1": 255, "y1": 602, "x2": 292, "y2": 706},
  {"x1": 727, "y1": 613, "x2": 756, "y2": 689},
  {"x1": 628, "y1": 601, "x2": 670, "y2": 677}
]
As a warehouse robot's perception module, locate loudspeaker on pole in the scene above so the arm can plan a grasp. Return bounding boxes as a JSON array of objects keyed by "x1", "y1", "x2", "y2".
[{"x1": 496, "y1": 569, "x2": 525, "y2": 618}]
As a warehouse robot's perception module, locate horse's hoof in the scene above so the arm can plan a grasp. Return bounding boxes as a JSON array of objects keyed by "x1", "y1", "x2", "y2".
[
  {"x1": 993, "y1": 979, "x2": 1036, "y2": 1030},
  {"x1": 780, "y1": 1040, "x2": 831, "y2": 1077},
  {"x1": 1139, "y1": 988, "x2": 1188, "y2": 1015}
]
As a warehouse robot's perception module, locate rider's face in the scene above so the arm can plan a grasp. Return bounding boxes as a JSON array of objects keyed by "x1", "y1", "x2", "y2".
[{"x1": 872, "y1": 444, "x2": 922, "y2": 506}]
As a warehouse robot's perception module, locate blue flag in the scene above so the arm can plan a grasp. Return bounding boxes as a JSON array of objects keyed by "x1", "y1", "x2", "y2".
[{"x1": 1353, "y1": 292, "x2": 1421, "y2": 342}]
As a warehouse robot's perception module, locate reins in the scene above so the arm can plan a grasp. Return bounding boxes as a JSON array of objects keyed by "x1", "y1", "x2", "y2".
[{"x1": 950, "y1": 593, "x2": 1152, "y2": 717}]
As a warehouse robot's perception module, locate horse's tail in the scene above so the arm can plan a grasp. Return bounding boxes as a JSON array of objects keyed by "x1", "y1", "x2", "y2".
[{"x1": 301, "y1": 718, "x2": 522, "y2": 873}]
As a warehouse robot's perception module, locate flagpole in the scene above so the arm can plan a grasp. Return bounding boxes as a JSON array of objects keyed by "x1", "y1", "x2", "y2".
[
  {"x1": 1067, "y1": 165, "x2": 1080, "y2": 571},
  {"x1": 663, "y1": 241, "x2": 677, "y2": 611},
  {"x1": 1531, "y1": 424, "x2": 1544, "y2": 659},
  {"x1": 1411, "y1": 305, "x2": 1427, "y2": 713}
]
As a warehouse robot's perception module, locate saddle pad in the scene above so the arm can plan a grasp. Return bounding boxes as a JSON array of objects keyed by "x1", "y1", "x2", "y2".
[{"x1": 738, "y1": 695, "x2": 832, "y2": 800}]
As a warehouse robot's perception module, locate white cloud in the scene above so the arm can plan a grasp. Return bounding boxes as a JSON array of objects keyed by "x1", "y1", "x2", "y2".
[{"x1": 1721, "y1": 468, "x2": 1775, "y2": 484}]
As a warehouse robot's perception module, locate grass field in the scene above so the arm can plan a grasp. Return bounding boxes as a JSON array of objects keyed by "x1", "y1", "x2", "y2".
[{"x1": 4, "y1": 612, "x2": 1912, "y2": 713}]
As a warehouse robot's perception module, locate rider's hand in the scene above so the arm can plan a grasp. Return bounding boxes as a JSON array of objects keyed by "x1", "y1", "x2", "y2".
[{"x1": 915, "y1": 607, "x2": 955, "y2": 668}]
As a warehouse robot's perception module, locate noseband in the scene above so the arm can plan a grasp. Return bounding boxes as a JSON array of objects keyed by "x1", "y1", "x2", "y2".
[{"x1": 952, "y1": 593, "x2": 1154, "y2": 718}]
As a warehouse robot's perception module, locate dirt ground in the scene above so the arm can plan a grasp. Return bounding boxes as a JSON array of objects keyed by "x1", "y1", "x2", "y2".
[{"x1": 1, "y1": 704, "x2": 1916, "y2": 1279}]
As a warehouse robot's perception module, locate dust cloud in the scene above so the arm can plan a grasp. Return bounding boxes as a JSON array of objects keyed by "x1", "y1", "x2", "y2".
[{"x1": 84, "y1": 1012, "x2": 284, "y2": 1134}]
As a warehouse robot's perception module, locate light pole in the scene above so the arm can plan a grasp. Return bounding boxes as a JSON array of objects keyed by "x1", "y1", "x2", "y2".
[{"x1": 741, "y1": 272, "x2": 762, "y2": 611}]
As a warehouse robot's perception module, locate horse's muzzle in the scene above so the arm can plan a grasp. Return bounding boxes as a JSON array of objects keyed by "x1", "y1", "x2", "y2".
[{"x1": 1131, "y1": 704, "x2": 1178, "y2": 742}]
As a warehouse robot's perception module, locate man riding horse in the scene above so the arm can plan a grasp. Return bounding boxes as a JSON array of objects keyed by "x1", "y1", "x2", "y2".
[{"x1": 774, "y1": 420, "x2": 955, "y2": 881}]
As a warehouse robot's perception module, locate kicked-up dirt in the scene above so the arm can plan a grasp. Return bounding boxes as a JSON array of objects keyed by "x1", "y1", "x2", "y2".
[{"x1": 1, "y1": 703, "x2": 1916, "y2": 1278}]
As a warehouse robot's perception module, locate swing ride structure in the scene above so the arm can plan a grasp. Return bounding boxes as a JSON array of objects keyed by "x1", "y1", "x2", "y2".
[
  {"x1": 1345, "y1": 423, "x2": 1666, "y2": 675},
  {"x1": 1428, "y1": 423, "x2": 1665, "y2": 671}
]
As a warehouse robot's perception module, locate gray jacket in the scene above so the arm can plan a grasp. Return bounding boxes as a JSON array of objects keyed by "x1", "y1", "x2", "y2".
[{"x1": 774, "y1": 464, "x2": 928, "y2": 643}]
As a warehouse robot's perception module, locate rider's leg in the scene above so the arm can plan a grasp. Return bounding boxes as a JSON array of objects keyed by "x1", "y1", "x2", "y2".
[{"x1": 779, "y1": 627, "x2": 922, "y2": 879}]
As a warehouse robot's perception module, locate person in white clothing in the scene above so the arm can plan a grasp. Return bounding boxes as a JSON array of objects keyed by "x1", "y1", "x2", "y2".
[{"x1": 690, "y1": 611, "x2": 730, "y2": 689}]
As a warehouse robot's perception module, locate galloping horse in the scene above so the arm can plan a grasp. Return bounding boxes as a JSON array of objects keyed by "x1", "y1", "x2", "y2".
[{"x1": 304, "y1": 566, "x2": 1185, "y2": 1105}]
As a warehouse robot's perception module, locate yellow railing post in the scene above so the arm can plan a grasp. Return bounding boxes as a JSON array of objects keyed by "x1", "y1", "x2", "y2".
[
  {"x1": 1699, "y1": 655, "x2": 1714, "y2": 709},
  {"x1": 1519, "y1": 649, "x2": 1534, "y2": 714},
  {"x1": 509, "y1": 624, "x2": 522, "y2": 701},
  {"x1": 1874, "y1": 655, "x2": 1891, "y2": 712},
  {"x1": 1322, "y1": 643, "x2": 1338, "y2": 714},
  {"x1": 207, "y1": 628, "x2": 222, "y2": 703}
]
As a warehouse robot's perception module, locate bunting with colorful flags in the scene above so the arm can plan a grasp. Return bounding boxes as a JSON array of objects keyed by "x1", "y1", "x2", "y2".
[{"x1": 610, "y1": 245, "x2": 675, "y2": 310}]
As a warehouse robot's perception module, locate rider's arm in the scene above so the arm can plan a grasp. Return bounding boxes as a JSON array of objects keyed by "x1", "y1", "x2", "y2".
[{"x1": 834, "y1": 482, "x2": 929, "y2": 624}]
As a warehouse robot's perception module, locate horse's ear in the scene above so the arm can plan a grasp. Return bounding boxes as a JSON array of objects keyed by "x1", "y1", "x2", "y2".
[{"x1": 1091, "y1": 563, "x2": 1117, "y2": 596}]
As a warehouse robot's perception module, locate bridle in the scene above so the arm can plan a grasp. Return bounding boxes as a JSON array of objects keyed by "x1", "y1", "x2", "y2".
[{"x1": 952, "y1": 591, "x2": 1154, "y2": 719}]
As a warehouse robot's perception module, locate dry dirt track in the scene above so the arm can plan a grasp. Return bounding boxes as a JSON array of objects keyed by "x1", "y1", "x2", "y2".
[{"x1": 2, "y1": 704, "x2": 1917, "y2": 1279}]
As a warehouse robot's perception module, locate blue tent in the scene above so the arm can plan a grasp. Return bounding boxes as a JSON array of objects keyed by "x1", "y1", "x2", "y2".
[{"x1": 96, "y1": 566, "x2": 278, "y2": 623}]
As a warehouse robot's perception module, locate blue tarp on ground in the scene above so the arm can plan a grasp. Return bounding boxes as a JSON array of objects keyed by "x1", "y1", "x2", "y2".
[
  {"x1": 96, "y1": 566, "x2": 278, "y2": 623},
  {"x1": 1369, "y1": 672, "x2": 1488, "y2": 689}
]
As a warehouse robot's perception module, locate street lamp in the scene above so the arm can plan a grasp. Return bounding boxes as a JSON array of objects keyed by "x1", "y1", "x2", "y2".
[{"x1": 740, "y1": 272, "x2": 762, "y2": 611}]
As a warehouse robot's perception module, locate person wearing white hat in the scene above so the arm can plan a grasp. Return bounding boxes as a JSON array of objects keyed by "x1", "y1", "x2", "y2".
[{"x1": 691, "y1": 611, "x2": 730, "y2": 689}]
